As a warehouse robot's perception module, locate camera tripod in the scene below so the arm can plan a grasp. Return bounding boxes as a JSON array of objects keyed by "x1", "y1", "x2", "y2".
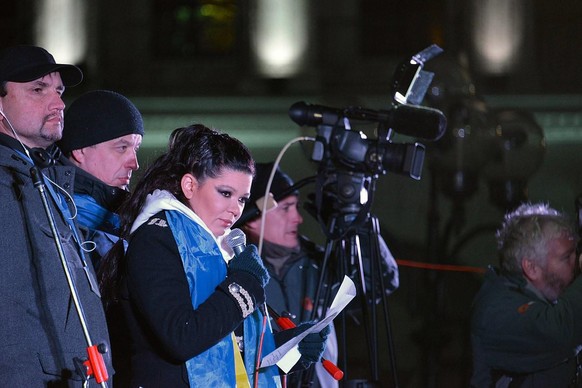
[{"x1": 306, "y1": 171, "x2": 399, "y2": 387}]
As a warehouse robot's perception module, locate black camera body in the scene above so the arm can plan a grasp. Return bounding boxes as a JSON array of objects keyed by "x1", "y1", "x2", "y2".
[
  {"x1": 288, "y1": 45, "x2": 446, "y2": 232},
  {"x1": 288, "y1": 45, "x2": 445, "y2": 183},
  {"x1": 306, "y1": 116, "x2": 426, "y2": 180}
]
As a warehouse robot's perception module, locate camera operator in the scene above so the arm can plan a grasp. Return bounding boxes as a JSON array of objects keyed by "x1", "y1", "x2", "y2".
[{"x1": 238, "y1": 162, "x2": 399, "y2": 387}]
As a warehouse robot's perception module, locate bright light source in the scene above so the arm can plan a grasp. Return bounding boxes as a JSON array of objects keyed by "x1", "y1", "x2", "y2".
[
  {"x1": 470, "y1": 0, "x2": 525, "y2": 75},
  {"x1": 252, "y1": 0, "x2": 308, "y2": 78},
  {"x1": 35, "y1": 0, "x2": 87, "y2": 64}
]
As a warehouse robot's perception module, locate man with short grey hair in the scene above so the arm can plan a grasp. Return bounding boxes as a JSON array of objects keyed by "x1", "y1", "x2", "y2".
[{"x1": 471, "y1": 202, "x2": 582, "y2": 387}]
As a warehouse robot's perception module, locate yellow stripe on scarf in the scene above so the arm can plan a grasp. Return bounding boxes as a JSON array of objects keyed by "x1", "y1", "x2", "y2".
[{"x1": 233, "y1": 333, "x2": 251, "y2": 388}]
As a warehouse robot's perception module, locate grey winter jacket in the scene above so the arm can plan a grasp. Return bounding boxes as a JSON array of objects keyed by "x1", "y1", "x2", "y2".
[{"x1": 0, "y1": 136, "x2": 113, "y2": 386}]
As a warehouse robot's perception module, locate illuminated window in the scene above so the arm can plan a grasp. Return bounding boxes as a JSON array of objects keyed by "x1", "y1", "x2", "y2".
[{"x1": 152, "y1": 0, "x2": 238, "y2": 58}]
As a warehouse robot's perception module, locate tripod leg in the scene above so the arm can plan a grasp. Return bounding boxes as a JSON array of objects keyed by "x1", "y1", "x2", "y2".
[
  {"x1": 296, "y1": 232, "x2": 342, "y2": 388},
  {"x1": 349, "y1": 233, "x2": 379, "y2": 380},
  {"x1": 309, "y1": 213, "x2": 400, "y2": 387},
  {"x1": 369, "y1": 216, "x2": 399, "y2": 387},
  {"x1": 343, "y1": 216, "x2": 401, "y2": 387}
]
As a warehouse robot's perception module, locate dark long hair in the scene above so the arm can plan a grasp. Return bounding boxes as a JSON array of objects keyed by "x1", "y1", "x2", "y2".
[{"x1": 99, "y1": 124, "x2": 255, "y2": 307}]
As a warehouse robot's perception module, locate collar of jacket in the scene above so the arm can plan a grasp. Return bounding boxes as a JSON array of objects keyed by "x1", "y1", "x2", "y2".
[
  {"x1": 65, "y1": 159, "x2": 129, "y2": 212},
  {"x1": 0, "y1": 132, "x2": 60, "y2": 163}
]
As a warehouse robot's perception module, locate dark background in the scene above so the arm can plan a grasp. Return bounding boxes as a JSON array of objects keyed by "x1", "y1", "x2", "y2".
[{"x1": 2, "y1": 1, "x2": 582, "y2": 387}]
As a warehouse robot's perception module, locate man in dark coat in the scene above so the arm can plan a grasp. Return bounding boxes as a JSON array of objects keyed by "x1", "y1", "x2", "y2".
[
  {"x1": 0, "y1": 45, "x2": 112, "y2": 386},
  {"x1": 471, "y1": 203, "x2": 582, "y2": 387},
  {"x1": 58, "y1": 89, "x2": 144, "y2": 269},
  {"x1": 59, "y1": 89, "x2": 144, "y2": 387}
]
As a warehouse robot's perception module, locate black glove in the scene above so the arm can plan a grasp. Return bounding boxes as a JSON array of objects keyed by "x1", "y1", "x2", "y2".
[
  {"x1": 228, "y1": 244, "x2": 270, "y2": 288},
  {"x1": 298, "y1": 324, "x2": 330, "y2": 363},
  {"x1": 275, "y1": 321, "x2": 330, "y2": 365}
]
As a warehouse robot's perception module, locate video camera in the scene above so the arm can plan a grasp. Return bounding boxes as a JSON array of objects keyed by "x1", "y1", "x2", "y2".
[
  {"x1": 288, "y1": 44, "x2": 447, "y2": 181},
  {"x1": 286, "y1": 45, "x2": 447, "y2": 233}
]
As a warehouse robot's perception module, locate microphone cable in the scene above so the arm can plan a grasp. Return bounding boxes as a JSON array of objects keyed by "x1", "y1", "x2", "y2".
[
  {"x1": 257, "y1": 136, "x2": 315, "y2": 255},
  {"x1": 253, "y1": 311, "x2": 269, "y2": 388}
]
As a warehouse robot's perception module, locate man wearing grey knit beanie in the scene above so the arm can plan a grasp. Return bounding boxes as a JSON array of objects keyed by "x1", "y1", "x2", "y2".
[{"x1": 58, "y1": 89, "x2": 144, "y2": 387}]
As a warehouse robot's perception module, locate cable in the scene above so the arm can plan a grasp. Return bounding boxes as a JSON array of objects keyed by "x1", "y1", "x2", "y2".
[
  {"x1": 257, "y1": 136, "x2": 315, "y2": 255},
  {"x1": 395, "y1": 259, "x2": 486, "y2": 273},
  {"x1": 0, "y1": 109, "x2": 78, "y2": 218},
  {"x1": 253, "y1": 312, "x2": 269, "y2": 388}
]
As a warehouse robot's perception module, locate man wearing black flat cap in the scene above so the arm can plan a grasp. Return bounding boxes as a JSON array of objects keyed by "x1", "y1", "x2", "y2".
[{"x1": 0, "y1": 45, "x2": 113, "y2": 386}]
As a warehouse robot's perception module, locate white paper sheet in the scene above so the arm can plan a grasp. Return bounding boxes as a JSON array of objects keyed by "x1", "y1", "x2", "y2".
[{"x1": 260, "y1": 276, "x2": 357, "y2": 372}]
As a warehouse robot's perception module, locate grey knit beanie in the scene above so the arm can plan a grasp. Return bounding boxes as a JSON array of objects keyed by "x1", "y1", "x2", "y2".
[{"x1": 59, "y1": 90, "x2": 144, "y2": 155}]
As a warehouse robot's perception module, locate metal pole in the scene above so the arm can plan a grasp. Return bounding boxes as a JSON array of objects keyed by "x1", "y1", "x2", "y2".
[{"x1": 31, "y1": 166, "x2": 109, "y2": 387}]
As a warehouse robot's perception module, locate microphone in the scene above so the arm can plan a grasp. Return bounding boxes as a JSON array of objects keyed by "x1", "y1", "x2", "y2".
[
  {"x1": 227, "y1": 229, "x2": 344, "y2": 380},
  {"x1": 377, "y1": 103, "x2": 447, "y2": 141},
  {"x1": 289, "y1": 101, "x2": 447, "y2": 142},
  {"x1": 225, "y1": 228, "x2": 268, "y2": 318},
  {"x1": 289, "y1": 102, "x2": 343, "y2": 127},
  {"x1": 226, "y1": 228, "x2": 246, "y2": 257}
]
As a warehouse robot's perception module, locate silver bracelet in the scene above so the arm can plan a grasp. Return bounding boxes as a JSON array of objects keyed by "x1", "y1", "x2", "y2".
[{"x1": 228, "y1": 282, "x2": 254, "y2": 318}]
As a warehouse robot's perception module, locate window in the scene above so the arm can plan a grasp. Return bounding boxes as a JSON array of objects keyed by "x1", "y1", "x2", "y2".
[{"x1": 152, "y1": 0, "x2": 239, "y2": 58}]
